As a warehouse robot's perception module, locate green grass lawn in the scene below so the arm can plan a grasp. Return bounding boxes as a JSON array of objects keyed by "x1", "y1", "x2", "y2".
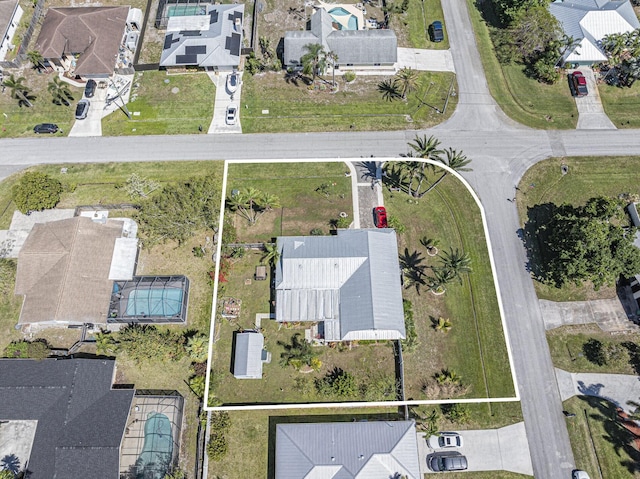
[
  {"x1": 598, "y1": 81, "x2": 640, "y2": 129},
  {"x1": 547, "y1": 325, "x2": 640, "y2": 375},
  {"x1": 227, "y1": 162, "x2": 353, "y2": 241},
  {"x1": 0, "y1": 70, "x2": 81, "y2": 138},
  {"x1": 564, "y1": 395, "x2": 640, "y2": 479},
  {"x1": 466, "y1": 0, "x2": 578, "y2": 129},
  {"x1": 385, "y1": 168, "x2": 514, "y2": 400},
  {"x1": 102, "y1": 71, "x2": 215, "y2": 136},
  {"x1": 392, "y1": 0, "x2": 449, "y2": 49},
  {"x1": 241, "y1": 70, "x2": 457, "y2": 133},
  {"x1": 516, "y1": 156, "x2": 640, "y2": 301}
]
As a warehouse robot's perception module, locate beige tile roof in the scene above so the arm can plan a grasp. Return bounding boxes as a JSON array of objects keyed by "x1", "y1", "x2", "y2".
[{"x1": 16, "y1": 216, "x2": 123, "y2": 325}]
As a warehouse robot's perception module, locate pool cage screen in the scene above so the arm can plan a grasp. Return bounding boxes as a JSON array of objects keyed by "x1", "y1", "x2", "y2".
[
  {"x1": 155, "y1": 0, "x2": 212, "y2": 28},
  {"x1": 120, "y1": 390, "x2": 184, "y2": 479},
  {"x1": 109, "y1": 276, "x2": 189, "y2": 324}
]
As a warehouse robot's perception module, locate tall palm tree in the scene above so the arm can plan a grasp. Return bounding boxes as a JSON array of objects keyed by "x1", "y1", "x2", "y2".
[
  {"x1": 427, "y1": 267, "x2": 455, "y2": 293},
  {"x1": 406, "y1": 135, "x2": 444, "y2": 196},
  {"x1": 301, "y1": 43, "x2": 327, "y2": 85},
  {"x1": 26, "y1": 50, "x2": 45, "y2": 70},
  {"x1": 399, "y1": 248, "x2": 427, "y2": 293},
  {"x1": 261, "y1": 242, "x2": 280, "y2": 267},
  {"x1": 438, "y1": 248, "x2": 472, "y2": 284},
  {"x1": 395, "y1": 67, "x2": 419, "y2": 99},
  {"x1": 378, "y1": 78, "x2": 402, "y2": 101},
  {"x1": 422, "y1": 148, "x2": 472, "y2": 195},
  {"x1": 48, "y1": 76, "x2": 73, "y2": 106},
  {"x1": 2, "y1": 74, "x2": 34, "y2": 107},
  {"x1": 326, "y1": 50, "x2": 339, "y2": 87}
]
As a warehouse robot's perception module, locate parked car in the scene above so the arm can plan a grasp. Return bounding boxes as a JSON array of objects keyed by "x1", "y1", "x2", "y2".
[
  {"x1": 572, "y1": 471, "x2": 590, "y2": 479},
  {"x1": 428, "y1": 452, "x2": 468, "y2": 472},
  {"x1": 430, "y1": 21, "x2": 444, "y2": 42},
  {"x1": 373, "y1": 206, "x2": 387, "y2": 228},
  {"x1": 33, "y1": 123, "x2": 59, "y2": 134},
  {"x1": 226, "y1": 72, "x2": 240, "y2": 94},
  {"x1": 75, "y1": 99, "x2": 90, "y2": 120},
  {"x1": 226, "y1": 104, "x2": 238, "y2": 125},
  {"x1": 428, "y1": 432, "x2": 463, "y2": 449},
  {"x1": 569, "y1": 71, "x2": 588, "y2": 97},
  {"x1": 84, "y1": 79, "x2": 96, "y2": 98}
]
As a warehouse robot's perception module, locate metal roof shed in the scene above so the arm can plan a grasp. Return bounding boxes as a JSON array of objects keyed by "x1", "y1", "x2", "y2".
[{"x1": 233, "y1": 331, "x2": 265, "y2": 379}]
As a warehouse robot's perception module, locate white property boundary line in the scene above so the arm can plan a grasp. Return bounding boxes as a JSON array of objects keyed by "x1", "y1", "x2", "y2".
[{"x1": 204, "y1": 158, "x2": 520, "y2": 411}]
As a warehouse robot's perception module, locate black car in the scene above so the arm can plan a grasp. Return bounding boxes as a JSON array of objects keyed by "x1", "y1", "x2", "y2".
[
  {"x1": 75, "y1": 99, "x2": 90, "y2": 120},
  {"x1": 84, "y1": 79, "x2": 97, "y2": 98},
  {"x1": 428, "y1": 452, "x2": 468, "y2": 472},
  {"x1": 33, "y1": 123, "x2": 59, "y2": 134},
  {"x1": 430, "y1": 21, "x2": 444, "y2": 42}
]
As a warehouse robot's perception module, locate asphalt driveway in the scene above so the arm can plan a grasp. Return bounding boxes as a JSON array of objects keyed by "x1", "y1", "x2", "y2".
[{"x1": 419, "y1": 422, "x2": 533, "y2": 475}]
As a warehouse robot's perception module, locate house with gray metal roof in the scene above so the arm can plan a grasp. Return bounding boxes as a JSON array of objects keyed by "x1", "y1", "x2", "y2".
[
  {"x1": 275, "y1": 420, "x2": 420, "y2": 479},
  {"x1": 233, "y1": 331, "x2": 269, "y2": 379},
  {"x1": 160, "y1": 4, "x2": 244, "y2": 70},
  {"x1": 0, "y1": 0, "x2": 23, "y2": 62},
  {"x1": 550, "y1": 0, "x2": 640, "y2": 65},
  {"x1": 284, "y1": 8, "x2": 397, "y2": 71},
  {"x1": 275, "y1": 229, "x2": 405, "y2": 342},
  {"x1": 0, "y1": 358, "x2": 133, "y2": 478}
]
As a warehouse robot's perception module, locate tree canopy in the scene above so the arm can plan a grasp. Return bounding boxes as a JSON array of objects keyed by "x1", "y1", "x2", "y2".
[
  {"x1": 12, "y1": 172, "x2": 63, "y2": 213},
  {"x1": 535, "y1": 197, "x2": 640, "y2": 289}
]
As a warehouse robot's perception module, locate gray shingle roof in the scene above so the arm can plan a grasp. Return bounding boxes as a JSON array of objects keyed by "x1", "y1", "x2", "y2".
[
  {"x1": 275, "y1": 229, "x2": 405, "y2": 341},
  {"x1": 275, "y1": 420, "x2": 420, "y2": 479},
  {"x1": 0, "y1": 358, "x2": 133, "y2": 479},
  {"x1": 284, "y1": 8, "x2": 396, "y2": 67},
  {"x1": 233, "y1": 331, "x2": 265, "y2": 379},
  {"x1": 160, "y1": 4, "x2": 244, "y2": 68}
]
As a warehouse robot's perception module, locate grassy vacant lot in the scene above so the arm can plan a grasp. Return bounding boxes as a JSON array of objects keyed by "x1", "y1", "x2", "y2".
[
  {"x1": 466, "y1": 0, "x2": 578, "y2": 129},
  {"x1": 384, "y1": 166, "x2": 514, "y2": 400},
  {"x1": 547, "y1": 325, "x2": 640, "y2": 375},
  {"x1": 102, "y1": 71, "x2": 215, "y2": 136},
  {"x1": 0, "y1": 70, "x2": 81, "y2": 138},
  {"x1": 391, "y1": 0, "x2": 449, "y2": 49},
  {"x1": 599, "y1": 81, "x2": 640, "y2": 129},
  {"x1": 241, "y1": 70, "x2": 457, "y2": 133},
  {"x1": 227, "y1": 162, "x2": 352, "y2": 242},
  {"x1": 517, "y1": 156, "x2": 640, "y2": 301},
  {"x1": 564, "y1": 395, "x2": 640, "y2": 479},
  {"x1": 208, "y1": 403, "x2": 525, "y2": 479}
]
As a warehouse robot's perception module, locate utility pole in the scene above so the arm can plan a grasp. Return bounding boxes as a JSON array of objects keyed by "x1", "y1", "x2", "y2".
[{"x1": 109, "y1": 78, "x2": 132, "y2": 119}]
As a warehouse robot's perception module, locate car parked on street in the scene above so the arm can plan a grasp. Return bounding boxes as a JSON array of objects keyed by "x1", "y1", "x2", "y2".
[
  {"x1": 428, "y1": 432, "x2": 463, "y2": 449},
  {"x1": 373, "y1": 206, "x2": 387, "y2": 228},
  {"x1": 428, "y1": 452, "x2": 468, "y2": 472},
  {"x1": 226, "y1": 104, "x2": 238, "y2": 125},
  {"x1": 429, "y1": 21, "x2": 444, "y2": 42},
  {"x1": 75, "y1": 99, "x2": 90, "y2": 120},
  {"x1": 33, "y1": 123, "x2": 60, "y2": 134},
  {"x1": 569, "y1": 71, "x2": 588, "y2": 97},
  {"x1": 84, "y1": 79, "x2": 96, "y2": 98}
]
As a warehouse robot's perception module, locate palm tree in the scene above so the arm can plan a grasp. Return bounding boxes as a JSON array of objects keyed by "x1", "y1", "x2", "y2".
[
  {"x1": 378, "y1": 78, "x2": 402, "y2": 101},
  {"x1": 438, "y1": 248, "x2": 472, "y2": 284},
  {"x1": 261, "y1": 242, "x2": 280, "y2": 267},
  {"x1": 278, "y1": 333, "x2": 320, "y2": 368},
  {"x1": 555, "y1": 35, "x2": 581, "y2": 66},
  {"x1": 395, "y1": 67, "x2": 419, "y2": 99},
  {"x1": 2, "y1": 74, "x2": 34, "y2": 107},
  {"x1": 422, "y1": 148, "x2": 472, "y2": 195},
  {"x1": 186, "y1": 334, "x2": 209, "y2": 362},
  {"x1": 48, "y1": 76, "x2": 73, "y2": 106},
  {"x1": 435, "y1": 369, "x2": 461, "y2": 384},
  {"x1": 326, "y1": 50, "x2": 339, "y2": 87},
  {"x1": 227, "y1": 187, "x2": 275, "y2": 225},
  {"x1": 406, "y1": 135, "x2": 444, "y2": 196},
  {"x1": 301, "y1": 43, "x2": 327, "y2": 85},
  {"x1": 420, "y1": 236, "x2": 440, "y2": 256},
  {"x1": 427, "y1": 267, "x2": 455, "y2": 293},
  {"x1": 434, "y1": 316, "x2": 452, "y2": 333},
  {"x1": 399, "y1": 248, "x2": 427, "y2": 293},
  {"x1": 26, "y1": 50, "x2": 45, "y2": 70}
]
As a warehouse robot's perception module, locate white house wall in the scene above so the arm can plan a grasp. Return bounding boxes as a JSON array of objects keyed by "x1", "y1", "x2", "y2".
[{"x1": 0, "y1": 4, "x2": 23, "y2": 62}]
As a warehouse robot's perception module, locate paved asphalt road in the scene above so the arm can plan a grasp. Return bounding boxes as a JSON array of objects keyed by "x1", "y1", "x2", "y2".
[{"x1": 3, "y1": 1, "x2": 640, "y2": 478}]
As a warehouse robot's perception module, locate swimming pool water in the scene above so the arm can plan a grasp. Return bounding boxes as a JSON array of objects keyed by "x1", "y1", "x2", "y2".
[
  {"x1": 126, "y1": 288, "x2": 183, "y2": 317},
  {"x1": 167, "y1": 5, "x2": 205, "y2": 16},
  {"x1": 328, "y1": 7, "x2": 359, "y2": 30}
]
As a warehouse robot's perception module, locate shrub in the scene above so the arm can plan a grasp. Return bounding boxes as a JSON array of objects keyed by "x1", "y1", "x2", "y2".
[
  {"x1": 116, "y1": 324, "x2": 185, "y2": 362},
  {"x1": 206, "y1": 432, "x2": 228, "y2": 461},
  {"x1": 315, "y1": 367, "x2": 358, "y2": 397},
  {"x1": 12, "y1": 172, "x2": 63, "y2": 213},
  {"x1": 441, "y1": 403, "x2": 470, "y2": 423},
  {"x1": 4, "y1": 339, "x2": 50, "y2": 359},
  {"x1": 186, "y1": 333, "x2": 209, "y2": 362},
  {"x1": 343, "y1": 71, "x2": 356, "y2": 82},
  {"x1": 211, "y1": 411, "x2": 231, "y2": 432},
  {"x1": 188, "y1": 375, "x2": 206, "y2": 398},
  {"x1": 310, "y1": 228, "x2": 324, "y2": 236},
  {"x1": 583, "y1": 338, "x2": 606, "y2": 366},
  {"x1": 401, "y1": 299, "x2": 418, "y2": 353}
]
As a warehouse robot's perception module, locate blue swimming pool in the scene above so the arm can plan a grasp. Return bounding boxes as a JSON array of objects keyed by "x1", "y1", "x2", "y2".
[
  {"x1": 126, "y1": 288, "x2": 184, "y2": 317},
  {"x1": 328, "y1": 7, "x2": 359, "y2": 30}
]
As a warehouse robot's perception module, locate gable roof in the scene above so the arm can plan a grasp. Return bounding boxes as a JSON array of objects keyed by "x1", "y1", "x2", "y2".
[
  {"x1": 275, "y1": 229, "x2": 405, "y2": 341},
  {"x1": 0, "y1": 358, "x2": 133, "y2": 479},
  {"x1": 275, "y1": 420, "x2": 420, "y2": 479},
  {"x1": 160, "y1": 4, "x2": 244, "y2": 67},
  {"x1": 284, "y1": 8, "x2": 397, "y2": 66},
  {"x1": 233, "y1": 331, "x2": 265, "y2": 379},
  {"x1": 550, "y1": 0, "x2": 640, "y2": 63},
  {"x1": 35, "y1": 6, "x2": 130, "y2": 76},
  {"x1": 15, "y1": 216, "x2": 124, "y2": 325},
  {"x1": 0, "y1": 0, "x2": 20, "y2": 42}
]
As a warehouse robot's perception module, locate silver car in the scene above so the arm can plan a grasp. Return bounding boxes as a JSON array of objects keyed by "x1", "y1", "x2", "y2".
[
  {"x1": 427, "y1": 432, "x2": 463, "y2": 449},
  {"x1": 226, "y1": 104, "x2": 238, "y2": 125}
]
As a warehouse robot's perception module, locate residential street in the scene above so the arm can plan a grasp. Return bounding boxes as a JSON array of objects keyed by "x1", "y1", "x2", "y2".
[{"x1": 3, "y1": 0, "x2": 640, "y2": 478}]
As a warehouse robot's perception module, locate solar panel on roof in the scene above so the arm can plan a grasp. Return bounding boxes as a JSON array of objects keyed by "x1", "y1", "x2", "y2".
[
  {"x1": 164, "y1": 34, "x2": 175, "y2": 50},
  {"x1": 179, "y1": 30, "x2": 202, "y2": 36},
  {"x1": 225, "y1": 32, "x2": 241, "y2": 55},
  {"x1": 185, "y1": 45, "x2": 206, "y2": 54},
  {"x1": 209, "y1": 10, "x2": 218, "y2": 24},
  {"x1": 176, "y1": 54, "x2": 198, "y2": 63}
]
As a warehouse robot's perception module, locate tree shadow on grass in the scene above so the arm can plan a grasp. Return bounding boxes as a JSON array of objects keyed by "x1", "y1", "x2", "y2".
[
  {"x1": 575, "y1": 395, "x2": 640, "y2": 474},
  {"x1": 521, "y1": 202, "x2": 563, "y2": 284}
]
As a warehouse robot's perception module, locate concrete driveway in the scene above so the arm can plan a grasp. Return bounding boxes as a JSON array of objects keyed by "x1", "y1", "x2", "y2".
[
  {"x1": 540, "y1": 298, "x2": 639, "y2": 332},
  {"x1": 396, "y1": 47, "x2": 455, "y2": 73},
  {"x1": 419, "y1": 423, "x2": 533, "y2": 475},
  {"x1": 68, "y1": 85, "x2": 107, "y2": 137},
  {"x1": 571, "y1": 68, "x2": 616, "y2": 130},
  {"x1": 208, "y1": 71, "x2": 242, "y2": 134}
]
